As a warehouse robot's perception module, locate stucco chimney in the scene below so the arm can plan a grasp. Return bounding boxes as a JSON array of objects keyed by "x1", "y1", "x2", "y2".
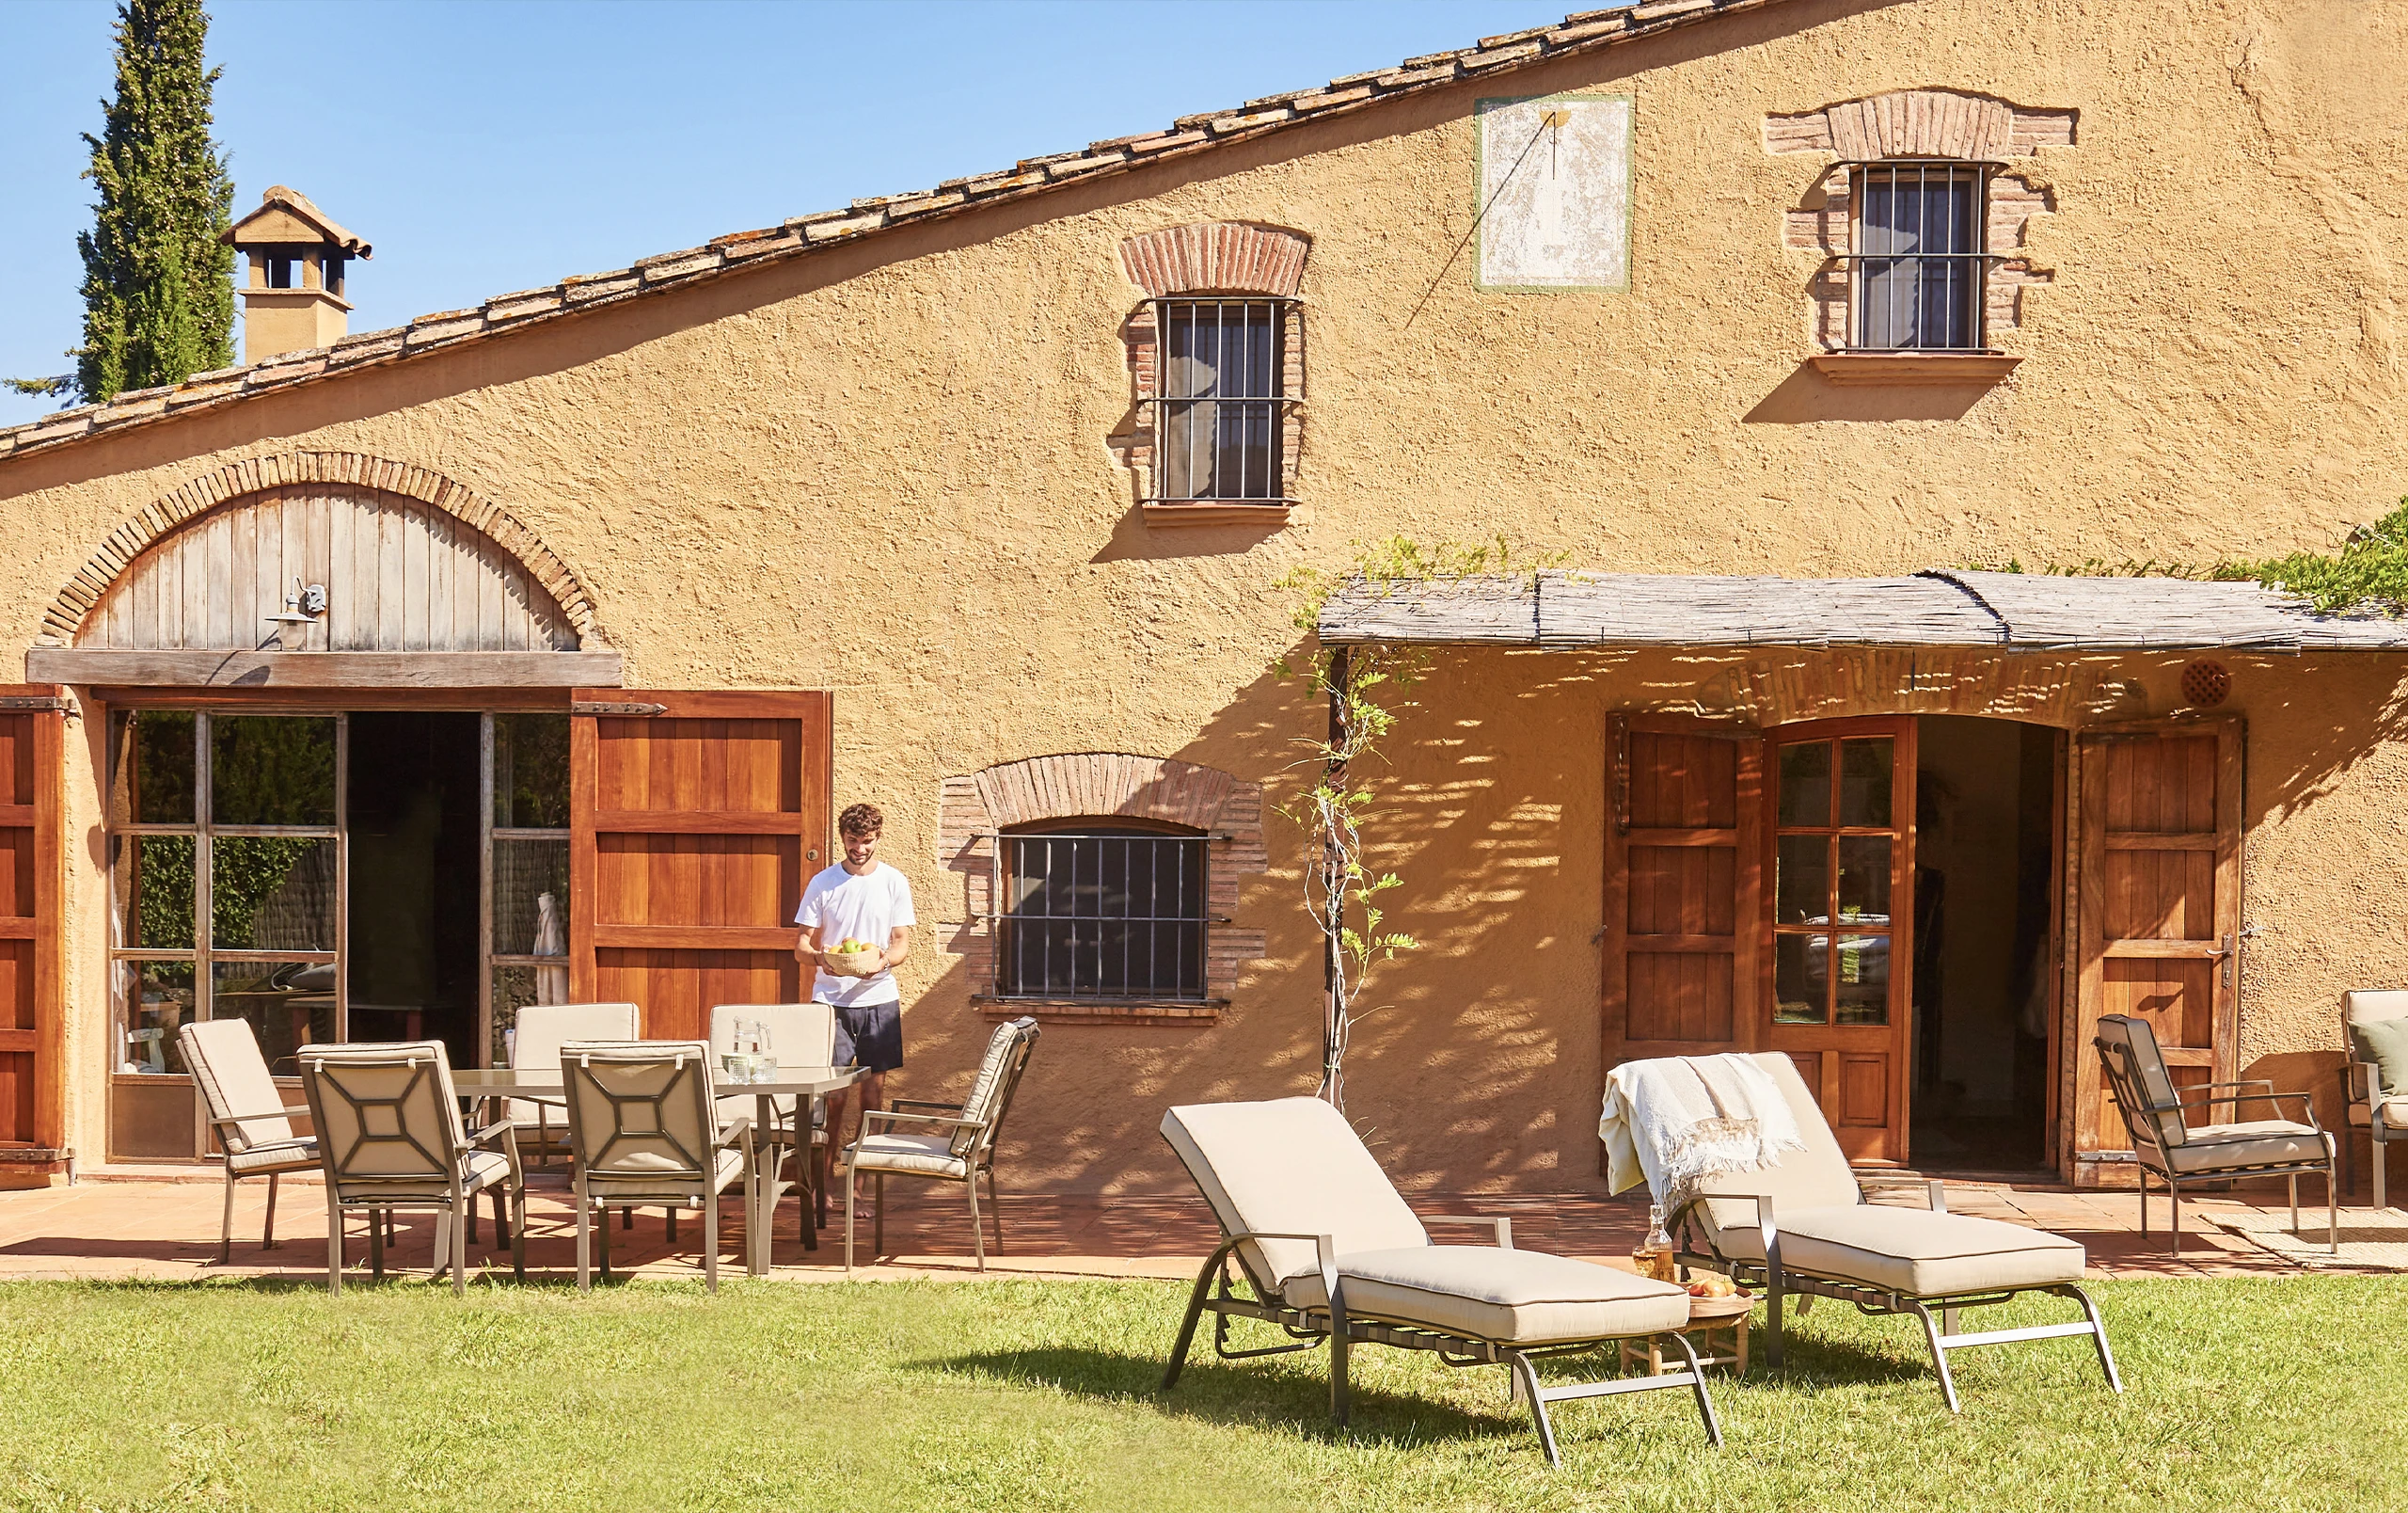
[{"x1": 221, "y1": 186, "x2": 373, "y2": 364}]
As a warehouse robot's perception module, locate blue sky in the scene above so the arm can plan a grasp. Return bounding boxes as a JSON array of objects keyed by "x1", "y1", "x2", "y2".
[{"x1": 1, "y1": 0, "x2": 1571, "y2": 426}]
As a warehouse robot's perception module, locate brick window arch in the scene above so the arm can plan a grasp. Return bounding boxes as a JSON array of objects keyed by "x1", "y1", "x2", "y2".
[
  {"x1": 939, "y1": 754, "x2": 1268, "y2": 1024},
  {"x1": 1108, "y1": 222, "x2": 1308, "y2": 529},
  {"x1": 1766, "y1": 90, "x2": 2073, "y2": 363}
]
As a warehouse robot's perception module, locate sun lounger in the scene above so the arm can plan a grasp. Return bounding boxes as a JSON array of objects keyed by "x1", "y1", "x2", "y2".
[
  {"x1": 1161, "y1": 1096, "x2": 1720, "y2": 1466},
  {"x1": 1664, "y1": 1052, "x2": 2121, "y2": 1413}
]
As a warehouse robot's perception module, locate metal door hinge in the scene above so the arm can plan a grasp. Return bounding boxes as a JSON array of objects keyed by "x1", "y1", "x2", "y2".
[
  {"x1": 571, "y1": 700, "x2": 668, "y2": 718},
  {"x1": 0, "y1": 695, "x2": 71, "y2": 713}
]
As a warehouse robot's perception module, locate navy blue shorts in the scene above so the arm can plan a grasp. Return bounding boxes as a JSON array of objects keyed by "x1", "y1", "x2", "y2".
[{"x1": 831, "y1": 1001, "x2": 904, "y2": 1075}]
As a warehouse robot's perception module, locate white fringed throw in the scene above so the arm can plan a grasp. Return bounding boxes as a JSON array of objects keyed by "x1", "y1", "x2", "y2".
[{"x1": 1597, "y1": 1054, "x2": 1806, "y2": 1211}]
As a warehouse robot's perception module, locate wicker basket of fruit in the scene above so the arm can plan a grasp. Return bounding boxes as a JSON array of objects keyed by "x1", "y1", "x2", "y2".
[{"x1": 820, "y1": 937, "x2": 885, "y2": 977}]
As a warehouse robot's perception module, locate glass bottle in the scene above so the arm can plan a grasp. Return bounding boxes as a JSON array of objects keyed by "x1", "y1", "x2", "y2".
[{"x1": 1633, "y1": 1202, "x2": 1677, "y2": 1283}]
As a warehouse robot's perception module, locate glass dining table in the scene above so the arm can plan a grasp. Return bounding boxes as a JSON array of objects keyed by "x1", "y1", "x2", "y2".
[{"x1": 454, "y1": 1063, "x2": 865, "y2": 1275}]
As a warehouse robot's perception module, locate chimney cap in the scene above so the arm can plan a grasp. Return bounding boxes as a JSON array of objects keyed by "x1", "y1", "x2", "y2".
[{"x1": 222, "y1": 185, "x2": 372, "y2": 259}]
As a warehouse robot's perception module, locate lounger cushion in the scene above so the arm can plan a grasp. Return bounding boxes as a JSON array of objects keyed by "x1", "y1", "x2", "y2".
[
  {"x1": 1282, "y1": 1246, "x2": 1692, "y2": 1345},
  {"x1": 1161, "y1": 1098, "x2": 1428, "y2": 1297},
  {"x1": 1714, "y1": 1205, "x2": 2084, "y2": 1297},
  {"x1": 583, "y1": 1145, "x2": 748, "y2": 1198},
  {"x1": 849, "y1": 1130, "x2": 969, "y2": 1179},
  {"x1": 1693, "y1": 1054, "x2": 1864, "y2": 1245},
  {"x1": 2162, "y1": 1119, "x2": 2329, "y2": 1173},
  {"x1": 2348, "y1": 1097, "x2": 2408, "y2": 1128}
]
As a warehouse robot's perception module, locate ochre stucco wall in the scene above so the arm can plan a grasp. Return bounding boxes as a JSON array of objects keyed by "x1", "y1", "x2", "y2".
[{"x1": 4, "y1": 0, "x2": 2405, "y2": 1187}]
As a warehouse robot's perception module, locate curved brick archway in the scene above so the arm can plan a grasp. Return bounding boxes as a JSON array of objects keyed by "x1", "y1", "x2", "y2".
[
  {"x1": 39, "y1": 451, "x2": 605, "y2": 646},
  {"x1": 939, "y1": 753, "x2": 1270, "y2": 1015},
  {"x1": 1117, "y1": 221, "x2": 1310, "y2": 298}
]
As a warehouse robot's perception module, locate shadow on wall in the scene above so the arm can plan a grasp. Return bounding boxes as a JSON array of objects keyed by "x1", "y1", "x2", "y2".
[{"x1": 1742, "y1": 361, "x2": 1996, "y2": 423}]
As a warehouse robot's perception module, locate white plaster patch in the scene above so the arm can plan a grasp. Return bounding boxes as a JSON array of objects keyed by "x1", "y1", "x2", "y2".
[{"x1": 1476, "y1": 94, "x2": 1632, "y2": 291}]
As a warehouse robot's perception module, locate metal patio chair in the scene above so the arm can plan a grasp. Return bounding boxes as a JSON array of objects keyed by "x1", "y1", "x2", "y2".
[
  {"x1": 506, "y1": 1002, "x2": 641, "y2": 1166},
  {"x1": 179, "y1": 1018, "x2": 320, "y2": 1263},
  {"x1": 1664, "y1": 1050, "x2": 2121, "y2": 1414},
  {"x1": 844, "y1": 1015, "x2": 1039, "y2": 1277},
  {"x1": 298, "y1": 1040, "x2": 526, "y2": 1296},
  {"x1": 2340, "y1": 991, "x2": 2408, "y2": 1208},
  {"x1": 1160, "y1": 1095, "x2": 1719, "y2": 1468},
  {"x1": 559, "y1": 1040, "x2": 754, "y2": 1293},
  {"x1": 710, "y1": 1002, "x2": 837, "y2": 1241},
  {"x1": 2094, "y1": 1013, "x2": 2337, "y2": 1254}
]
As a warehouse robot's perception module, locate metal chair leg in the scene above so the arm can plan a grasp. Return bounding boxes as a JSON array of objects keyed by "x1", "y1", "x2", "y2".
[
  {"x1": 2136, "y1": 1169, "x2": 2149, "y2": 1236},
  {"x1": 2069, "y1": 1282, "x2": 2124, "y2": 1394},
  {"x1": 844, "y1": 1168, "x2": 857, "y2": 1280},
  {"x1": 263, "y1": 1171, "x2": 280, "y2": 1250},
  {"x1": 1665, "y1": 1330, "x2": 1724, "y2": 1448},
  {"x1": 875, "y1": 1172, "x2": 885, "y2": 1257},
  {"x1": 1161, "y1": 1250, "x2": 1220, "y2": 1393},
  {"x1": 1506, "y1": 1351, "x2": 1557, "y2": 1467},
  {"x1": 1327, "y1": 1286, "x2": 1352, "y2": 1428},
  {"x1": 217, "y1": 1168, "x2": 237, "y2": 1265},
  {"x1": 704, "y1": 1192, "x2": 720, "y2": 1295},
  {"x1": 325, "y1": 1202, "x2": 344, "y2": 1297},
  {"x1": 576, "y1": 1192, "x2": 593, "y2": 1295},
  {"x1": 510, "y1": 1187, "x2": 527, "y2": 1282},
  {"x1": 2289, "y1": 1173, "x2": 2300, "y2": 1234},
  {"x1": 987, "y1": 1168, "x2": 1004, "y2": 1254},
  {"x1": 450, "y1": 1202, "x2": 468, "y2": 1298},
  {"x1": 1910, "y1": 1301, "x2": 1962, "y2": 1415},
  {"x1": 2171, "y1": 1184, "x2": 2180, "y2": 1256},
  {"x1": 966, "y1": 1171, "x2": 986, "y2": 1272},
  {"x1": 369, "y1": 1208, "x2": 386, "y2": 1281}
]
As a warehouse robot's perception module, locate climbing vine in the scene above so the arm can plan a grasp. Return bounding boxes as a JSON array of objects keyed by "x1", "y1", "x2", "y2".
[
  {"x1": 1986, "y1": 495, "x2": 2408, "y2": 615},
  {"x1": 1275, "y1": 535, "x2": 1564, "y2": 1111}
]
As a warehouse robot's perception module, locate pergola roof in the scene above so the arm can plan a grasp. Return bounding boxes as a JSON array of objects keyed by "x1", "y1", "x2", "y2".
[{"x1": 1314, "y1": 569, "x2": 2408, "y2": 655}]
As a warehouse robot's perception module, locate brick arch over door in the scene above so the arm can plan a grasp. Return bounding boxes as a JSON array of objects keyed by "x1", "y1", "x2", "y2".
[
  {"x1": 939, "y1": 753, "x2": 1270, "y2": 1011},
  {"x1": 40, "y1": 452, "x2": 604, "y2": 647}
]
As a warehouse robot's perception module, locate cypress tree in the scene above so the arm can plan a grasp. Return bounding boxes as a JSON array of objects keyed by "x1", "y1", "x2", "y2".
[{"x1": 66, "y1": 0, "x2": 236, "y2": 403}]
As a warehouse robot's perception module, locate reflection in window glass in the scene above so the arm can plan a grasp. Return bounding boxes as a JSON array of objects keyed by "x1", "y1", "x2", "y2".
[
  {"x1": 1833, "y1": 934, "x2": 1890, "y2": 1025},
  {"x1": 1837, "y1": 835, "x2": 1893, "y2": 923},
  {"x1": 111, "y1": 834, "x2": 197, "y2": 950},
  {"x1": 493, "y1": 837, "x2": 570, "y2": 955},
  {"x1": 212, "y1": 716, "x2": 338, "y2": 826},
  {"x1": 115, "y1": 960, "x2": 196, "y2": 1075},
  {"x1": 1774, "y1": 933, "x2": 1828, "y2": 1025},
  {"x1": 494, "y1": 713, "x2": 570, "y2": 829},
  {"x1": 210, "y1": 961, "x2": 338, "y2": 1076},
  {"x1": 212, "y1": 836, "x2": 337, "y2": 949},
  {"x1": 1777, "y1": 742, "x2": 1832, "y2": 828},
  {"x1": 110, "y1": 710, "x2": 197, "y2": 825},
  {"x1": 1775, "y1": 835, "x2": 1831, "y2": 924},
  {"x1": 1839, "y1": 738, "x2": 1893, "y2": 828}
]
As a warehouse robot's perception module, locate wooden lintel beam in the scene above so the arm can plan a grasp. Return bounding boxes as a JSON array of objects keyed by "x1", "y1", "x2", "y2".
[{"x1": 25, "y1": 648, "x2": 624, "y2": 689}]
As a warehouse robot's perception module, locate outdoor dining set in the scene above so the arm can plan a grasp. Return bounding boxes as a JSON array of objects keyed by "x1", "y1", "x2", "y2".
[{"x1": 178, "y1": 1005, "x2": 1042, "y2": 1294}]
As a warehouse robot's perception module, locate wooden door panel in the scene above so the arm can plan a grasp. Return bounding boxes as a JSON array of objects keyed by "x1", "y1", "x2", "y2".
[
  {"x1": 1837, "y1": 1053, "x2": 1889, "y2": 1129},
  {"x1": 572, "y1": 691, "x2": 831, "y2": 1043},
  {"x1": 2074, "y1": 722, "x2": 2241, "y2": 1171},
  {"x1": 0, "y1": 690, "x2": 62, "y2": 1156},
  {"x1": 1604, "y1": 721, "x2": 1760, "y2": 1065}
]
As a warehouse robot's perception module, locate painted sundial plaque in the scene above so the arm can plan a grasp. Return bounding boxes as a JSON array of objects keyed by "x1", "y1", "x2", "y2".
[{"x1": 1476, "y1": 94, "x2": 1634, "y2": 291}]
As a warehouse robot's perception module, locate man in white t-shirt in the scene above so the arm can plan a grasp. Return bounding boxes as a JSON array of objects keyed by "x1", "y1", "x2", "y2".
[{"x1": 796, "y1": 801, "x2": 916, "y2": 1206}]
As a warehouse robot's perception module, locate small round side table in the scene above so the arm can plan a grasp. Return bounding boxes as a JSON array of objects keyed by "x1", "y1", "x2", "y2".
[{"x1": 1620, "y1": 1293, "x2": 1753, "y2": 1378}]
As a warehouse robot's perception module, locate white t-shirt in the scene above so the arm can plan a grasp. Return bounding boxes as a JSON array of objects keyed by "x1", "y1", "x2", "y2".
[{"x1": 796, "y1": 861, "x2": 917, "y2": 1007}]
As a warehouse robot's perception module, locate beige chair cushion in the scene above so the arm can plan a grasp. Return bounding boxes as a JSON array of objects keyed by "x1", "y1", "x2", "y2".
[
  {"x1": 583, "y1": 1145, "x2": 747, "y2": 1201},
  {"x1": 2163, "y1": 1119, "x2": 2330, "y2": 1173},
  {"x1": 562, "y1": 1040, "x2": 724, "y2": 1182},
  {"x1": 851, "y1": 1130, "x2": 969, "y2": 1180},
  {"x1": 302, "y1": 1041, "x2": 468, "y2": 1190},
  {"x1": 331, "y1": 1149, "x2": 512, "y2": 1204},
  {"x1": 1283, "y1": 1246, "x2": 1691, "y2": 1345},
  {"x1": 710, "y1": 1003, "x2": 834, "y2": 1124},
  {"x1": 1715, "y1": 1205, "x2": 2085, "y2": 1297},
  {"x1": 227, "y1": 1138, "x2": 319, "y2": 1175},
  {"x1": 180, "y1": 1018, "x2": 296, "y2": 1153},
  {"x1": 1162, "y1": 1098, "x2": 1429, "y2": 1298},
  {"x1": 508, "y1": 1003, "x2": 641, "y2": 1124},
  {"x1": 2342, "y1": 990, "x2": 2408, "y2": 1030},
  {"x1": 2349, "y1": 1097, "x2": 2408, "y2": 1129},
  {"x1": 1694, "y1": 1053, "x2": 1862, "y2": 1246}
]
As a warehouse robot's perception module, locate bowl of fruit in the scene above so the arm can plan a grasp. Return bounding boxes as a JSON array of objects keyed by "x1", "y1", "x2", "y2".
[
  {"x1": 1682, "y1": 1273, "x2": 1753, "y2": 1320},
  {"x1": 820, "y1": 937, "x2": 886, "y2": 978}
]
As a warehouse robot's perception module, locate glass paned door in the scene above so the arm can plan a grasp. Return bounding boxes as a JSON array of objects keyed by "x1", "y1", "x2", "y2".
[
  {"x1": 1766, "y1": 717, "x2": 1917, "y2": 1165},
  {"x1": 481, "y1": 712, "x2": 571, "y2": 1066}
]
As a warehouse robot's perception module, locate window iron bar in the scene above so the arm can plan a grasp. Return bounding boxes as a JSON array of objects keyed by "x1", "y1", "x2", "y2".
[{"x1": 990, "y1": 831, "x2": 1210, "y2": 1001}]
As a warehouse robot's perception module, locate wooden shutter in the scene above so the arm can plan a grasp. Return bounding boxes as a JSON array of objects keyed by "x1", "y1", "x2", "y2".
[
  {"x1": 0, "y1": 688, "x2": 64, "y2": 1156},
  {"x1": 2072, "y1": 720, "x2": 2242, "y2": 1166},
  {"x1": 1603, "y1": 718, "x2": 1763, "y2": 1073},
  {"x1": 569, "y1": 692, "x2": 832, "y2": 1040}
]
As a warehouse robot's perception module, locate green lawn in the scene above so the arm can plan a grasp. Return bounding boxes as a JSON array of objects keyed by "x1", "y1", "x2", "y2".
[{"x1": 1, "y1": 1275, "x2": 2398, "y2": 1512}]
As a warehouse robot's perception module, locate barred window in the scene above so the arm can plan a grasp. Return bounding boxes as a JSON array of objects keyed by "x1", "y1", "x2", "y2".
[
  {"x1": 1150, "y1": 298, "x2": 1294, "y2": 505},
  {"x1": 1852, "y1": 163, "x2": 1988, "y2": 351},
  {"x1": 994, "y1": 823, "x2": 1207, "y2": 1000}
]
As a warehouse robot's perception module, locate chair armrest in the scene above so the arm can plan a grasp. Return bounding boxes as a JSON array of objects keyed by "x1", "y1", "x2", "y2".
[
  {"x1": 1858, "y1": 1174, "x2": 1949, "y2": 1213},
  {"x1": 1421, "y1": 1214, "x2": 1513, "y2": 1249},
  {"x1": 210, "y1": 1105, "x2": 312, "y2": 1129},
  {"x1": 1211, "y1": 1230, "x2": 1340, "y2": 1314},
  {"x1": 890, "y1": 1098, "x2": 964, "y2": 1114},
  {"x1": 466, "y1": 1119, "x2": 516, "y2": 1145},
  {"x1": 1668, "y1": 1188, "x2": 1778, "y2": 1245},
  {"x1": 862, "y1": 1108, "x2": 983, "y2": 1135},
  {"x1": 2174, "y1": 1086, "x2": 2321, "y2": 1129}
]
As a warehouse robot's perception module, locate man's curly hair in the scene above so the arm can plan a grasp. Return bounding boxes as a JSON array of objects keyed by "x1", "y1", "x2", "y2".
[{"x1": 838, "y1": 802, "x2": 884, "y2": 838}]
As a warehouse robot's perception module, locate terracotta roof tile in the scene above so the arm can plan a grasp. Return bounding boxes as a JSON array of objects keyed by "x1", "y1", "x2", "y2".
[{"x1": 0, "y1": 1, "x2": 1789, "y2": 461}]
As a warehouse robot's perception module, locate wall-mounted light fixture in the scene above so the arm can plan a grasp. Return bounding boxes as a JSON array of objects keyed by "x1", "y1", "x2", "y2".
[{"x1": 265, "y1": 577, "x2": 327, "y2": 626}]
